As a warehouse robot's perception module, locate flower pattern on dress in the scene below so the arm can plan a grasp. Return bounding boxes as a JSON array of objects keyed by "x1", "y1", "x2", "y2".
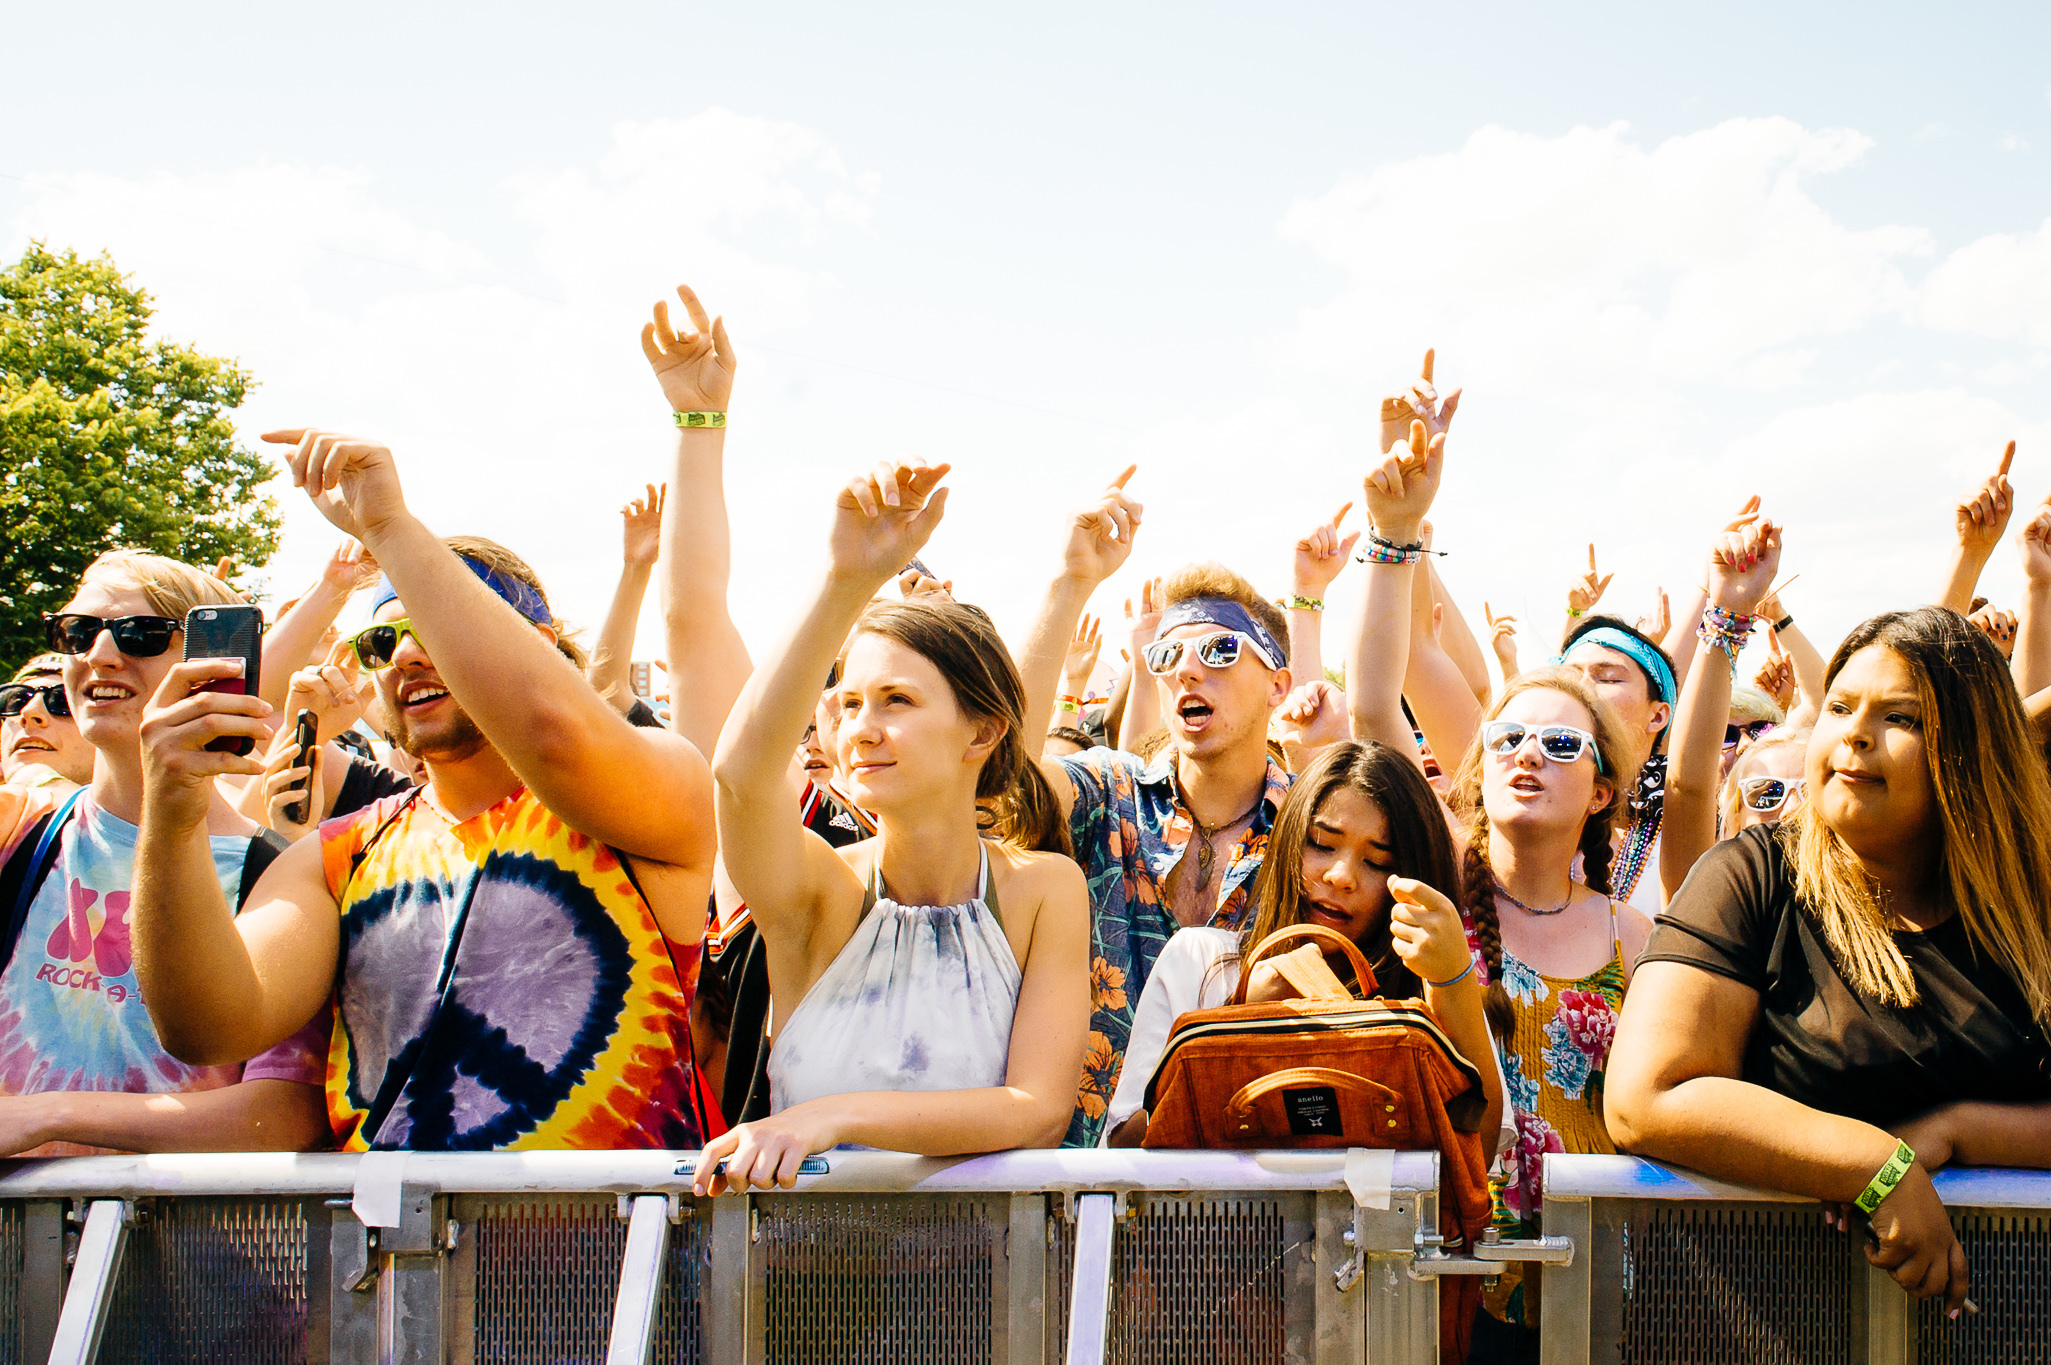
[
  {"x1": 1498, "y1": 1110, "x2": 1565, "y2": 1222},
  {"x1": 1054, "y1": 750, "x2": 1290, "y2": 1146},
  {"x1": 1501, "y1": 1049, "x2": 1540, "y2": 1117},
  {"x1": 1500, "y1": 952, "x2": 1547, "y2": 1006},
  {"x1": 1540, "y1": 1023, "x2": 1593, "y2": 1100}
]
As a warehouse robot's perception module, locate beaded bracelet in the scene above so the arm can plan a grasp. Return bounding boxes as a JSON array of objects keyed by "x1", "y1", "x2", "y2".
[
  {"x1": 1280, "y1": 595, "x2": 1325, "y2": 612},
  {"x1": 1698, "y1": 603, "x2": 1760, "y2": 668},
  {"x1": 1854, "y1": 1140, "x2": 1917, "y2": 1214},
  {"x1": 1354, "y1": 531, "x2": 1446, "y2": 566},
  {"x1": 673, "y1": 410, "x2": 727, "y2": 428}
]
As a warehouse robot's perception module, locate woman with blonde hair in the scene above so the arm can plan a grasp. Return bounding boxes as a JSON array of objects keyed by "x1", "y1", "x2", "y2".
[{"x1": 1608, "y1": 607, "x2": 2051, "y2": 1320}]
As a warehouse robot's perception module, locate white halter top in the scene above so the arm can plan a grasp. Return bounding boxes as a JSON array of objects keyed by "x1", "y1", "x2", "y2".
[{"x1": 768, "y1": 845, "x2": 1023, "y2": 1114}]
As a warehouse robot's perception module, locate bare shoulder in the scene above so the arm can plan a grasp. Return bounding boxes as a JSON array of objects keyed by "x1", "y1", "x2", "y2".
[{"x1": 988, "y1": 842, "x2": 1086, "y2": 904}]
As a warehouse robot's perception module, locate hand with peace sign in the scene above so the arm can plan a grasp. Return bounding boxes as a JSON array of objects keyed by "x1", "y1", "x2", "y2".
[
  {"x1": 1293, "y1": 502, "x2": 1360, "y2": 598},
  {"x1": 641, "y1": 283, "x2": 736, "y2": 415},
  {"x1": 1379, "y1": 349, "x2": 1463, "y2": 454},
  {"x1": 1567, "y1": 545, "x2": 1613, "y2": 618}
]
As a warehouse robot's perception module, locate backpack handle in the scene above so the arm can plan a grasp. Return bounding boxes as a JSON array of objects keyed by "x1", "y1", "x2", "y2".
[
  {"x1": 1229, "y1": 923, "x2": 1378, "y2": 1006},
  {"x1": 1225, "y1": 1067, "x2": 1401, "y2": 1134}
]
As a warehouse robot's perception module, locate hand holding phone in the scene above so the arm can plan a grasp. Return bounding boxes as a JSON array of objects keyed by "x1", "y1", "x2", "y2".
[{"x1": 284, "y1": 709, "x2": 318, "y2": 825}]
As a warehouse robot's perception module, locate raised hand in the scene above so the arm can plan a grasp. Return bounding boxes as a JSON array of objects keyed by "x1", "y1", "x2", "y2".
[
  {"x1": 1955, "y1": 441, "x2": 2017, "y2": 555},
  {"x1": 622, "y1": 483, "x2": 666, "y2": 569},
  {"x1": 261, "y1": 429, "x2": 411, "y2": 543},
  {"x1": 1293, "y1": 502, "x2": 1360, "y2": 597},
  {"x1": 1567, "y1": 544, "x2": 1613, "y2": 617},
  {"x1": 1387, "y1": 876, "x2": 1474, "y2": 987},
  {"x1": 1063, "y1": 614, "x2": 1104, "y2": 694},
  {"x1": 1708, "y1": 518, "x2": 1783, "y2": 617},
  {"x1": 832, "y1": 458, "x2": 952, "y2": 585},
  {"x1": 319, "y1": 537, "x2": 376, "y2": 593},
  {"x1": 1484, "y1": 602, "x2": 1520, "y2": 680},
  {"x1": 283, "y1": 637, "x2": 375, "y2": 745},
  {"x1": 1969, "y1": 605, "x2": 2019, "y2": 660},
  {"x1": 2018, "y1": 498, "x2": 2051, "y2": 586},
  {"x1": 1274, "y1": 679, "x2": 1350, "y2": 756},
  {"x1": 640, "y1": 283, "x2": 736, "y2": 415},
  {"x1": 895, "y1": 567, "x2": 956, "y2": 602},
  {"x1": 1124, "y1": 577, "x2": 1164, "y2": 653},
  {"x1": 1638, "y1": 587, "x2": 1671, "y2": 641},
  {"x1": 138, "y1": 659, "x2": 273, "y2": 830},
  {"x1": 1362, "y1": 418, "x2": 1444, "y2": 545},
  {"x1": 1379, "y1": 349, "x2": 1463, "y2": 453},
  {"x1": 1061, "y1": 465, "x2": 1145, "y2": 585},
  {"x1": 256, "y1": 736, "x2": 326, "y2": 842},
  {"x1": 1754, "y1": 634, "x2": 1796, "y2": 710}
]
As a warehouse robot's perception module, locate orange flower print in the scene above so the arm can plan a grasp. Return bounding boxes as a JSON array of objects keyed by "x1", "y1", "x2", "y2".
[
  {"x1": 1090, "y1": 957, "x2": 1128, "y2": 1013},
  {"x1": 1076, "y1": 1031, "x2": 1121, "y2": 1119}
]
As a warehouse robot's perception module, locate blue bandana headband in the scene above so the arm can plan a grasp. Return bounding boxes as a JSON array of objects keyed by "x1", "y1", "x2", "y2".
[
  {"x1": 1558, "y1": 626, "x2": 1676, "y2": 705},
  {"x1": 1154, "y1": 597, "x2": 1288, "y2": 672},
  {"x1": 370, "y1": 556, "x2": 552, "y2": 626}
]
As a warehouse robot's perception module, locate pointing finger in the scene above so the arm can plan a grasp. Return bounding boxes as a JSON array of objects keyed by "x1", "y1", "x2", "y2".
[
  {"x1": 1998, "y1": 440, "x2": 2016, "y2": 478},
  {"x1": 1107, "y1": 463, "x2": 1138, "y2": 492},
  {"x1": 1420, "y1": 348, "x2": 1434, "y2": 385}
]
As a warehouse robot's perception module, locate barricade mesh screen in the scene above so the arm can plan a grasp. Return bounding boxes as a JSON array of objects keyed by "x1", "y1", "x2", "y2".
[
  {"x1": 1618, "y1": 1203, "x2": 1859, "y2": 1365},
  {"x1": 0, "y1": 1202, "x2": 21, "y2": 1365},
  {"x1": 472, "y1": 1195, "x2": 703, "y2": 1365},
  {"x1": 1914, "y1": 1211, "x2": 2051, "y2": 1362},
  {"x1": 98, "y1": 1197, "x2": 309, "y2": 1365},
  {"x1": 760, "y1": 1194, "x2": 1000, "y2": 1364},
  {"x1": 1050, "y1": 1195, "x2": 1292, "y2": 1365}
]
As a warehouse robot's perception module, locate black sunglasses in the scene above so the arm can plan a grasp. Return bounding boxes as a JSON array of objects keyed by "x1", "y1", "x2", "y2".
[
  {"x1": 0, "y1": 682, "x2": 70, "y2": 720},
  {"x1": 43, "y1": 613, "x2": 183, "y2": 659}
]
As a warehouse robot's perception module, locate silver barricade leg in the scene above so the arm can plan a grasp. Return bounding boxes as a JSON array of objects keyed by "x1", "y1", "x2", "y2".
[
  {"x1": 606, "y1": 1195, "x2": 677, "y2": 1365},
  {"x1": 1006, "y1": 1193, "x2": 1048, "y2": 1365},
  {"x1": 375, "y1": 1184, "x2": 449, "y2": 1365},
  {"x1": 1864, "y1": 1261, "x2": 1909, "y2": 1365},
  {"x1": 23, "y1": 1200, "x2": 66, "y2": 1365},
  {"x1": 704, "y1": 1196, "x2": 755, "y2": 1365},
  {"x1": 46, "y1": 1199, "x2": 130, "y2": 1365},
  {"x1": 1314, "y1": 1190, "x2": 1367, "y2": 1365},
  {"x1": 1539, "y1": 1196, "x2": 1593, "y2": 1365},
  {"x1": 1062, "y1": 1193, "x2": 1117, "y2": 1365}
]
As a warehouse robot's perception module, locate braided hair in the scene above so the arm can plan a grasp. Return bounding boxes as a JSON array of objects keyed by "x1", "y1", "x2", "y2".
[{"x1": 1448, "y1": 667, "x2": 1630, "y2": 1040}]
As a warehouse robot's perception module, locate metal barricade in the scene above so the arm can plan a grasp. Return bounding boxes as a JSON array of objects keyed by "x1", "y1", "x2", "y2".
[
  {"x1": 1540, "y1": 1154, "x2": 2051, "y2": 1365},
  {"x1": 0, "y1": 1147, "x2": 1463, "y2": 1365}
]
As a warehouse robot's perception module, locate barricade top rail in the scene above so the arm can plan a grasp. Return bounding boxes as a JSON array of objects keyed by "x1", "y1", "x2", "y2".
[
  {"x1": 1546, "y1": 1153, "x2": 2051, "y2": 1208},
  {"x1": 0, "y1": 1146, "x2": 1444, "y2": 1200}
]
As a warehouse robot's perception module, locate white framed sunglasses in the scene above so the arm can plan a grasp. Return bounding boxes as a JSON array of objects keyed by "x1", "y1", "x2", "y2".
[
  {"x1": 1739, "y1": 775, "x2": 1806, "y2": 812},
  {"x1": 1143, "y1": 630, "x2": 1283, "y2": 676},
  {"x1": 1482, "y1": 720, "x2": 1607, "y2": 773}
]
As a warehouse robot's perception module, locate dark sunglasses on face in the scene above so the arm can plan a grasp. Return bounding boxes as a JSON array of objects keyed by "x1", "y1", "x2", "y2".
[
  {"x1": 43, "y1": 613, "x2": 183, "y2": 659},
  {"x1": 0, "y1": 682, "x2": 70, "y2": 720},
  {"x1": 1739, "y1": 775, "x2": 1806, "y2": 812},
  {"x1": 1724, "y1": 719, "x2": 1775, "y2": 750},
  {"x1": 1481, "y1": 719, "x2": 1608, "y2": 774},
  {"x1": 1142, "y1": 630, "x2": 1282, "y2": 676},
  {"x1": 825, "y1": 658, "x2": 843, "y2": 693}
]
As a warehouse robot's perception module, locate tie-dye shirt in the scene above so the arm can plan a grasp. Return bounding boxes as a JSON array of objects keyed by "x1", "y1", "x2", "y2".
[
  {"x1": 1054, "y1": 748, "x2": 1292, "y2": 1146},
  {"x1": 0, "y1": 792, "x2": 323, "y2": 1155},
  {"x1": 318, "y1": 785, "x2": 703, "y2": 1151}
]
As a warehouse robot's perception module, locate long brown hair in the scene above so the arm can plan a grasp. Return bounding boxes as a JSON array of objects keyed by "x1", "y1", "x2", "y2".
[
  {"x1": 1234, "y1": 741, "x2": 1462, "y2": 999},
  {"x1": 1448, "y1": 668, "x2": 1629, "y2": 1038},
  {"x1": 855, "y1": 599, "x2": 1071, "y2": 856},
  {"x1": 1782, "y1": 608, "x2": 2051, "y2": 1026}
]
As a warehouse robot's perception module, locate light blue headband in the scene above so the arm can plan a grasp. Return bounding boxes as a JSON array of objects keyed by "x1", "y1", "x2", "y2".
[
  {"x1": 1557, "y1": 626, "x2": 1676, "y2": 705},
  {"x1": 1154, "y1": 597, "x2": 1288, "y2": 672}
]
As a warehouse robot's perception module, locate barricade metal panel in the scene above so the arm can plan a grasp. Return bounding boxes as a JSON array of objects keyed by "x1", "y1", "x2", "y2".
[
  {"x1": 1913, "y1": 1211, "x2": 2051, "y2": 1363},
  {"x1": 1049, "y1": 1193, "x2": 1314, "y2": 1365},
  {"x1": 0, "y1": 1201, "x2": 21, "y2": 1365},
  {"x1": 96, "y1": 1196, "x2": 313, "y2": 1365},
  {"x1": 468, "y1": 1194, "x2": 705, "y2": 1365},
  {"x1": 759, "y1": 1193, "x2": 1003, "y2": 1364}
]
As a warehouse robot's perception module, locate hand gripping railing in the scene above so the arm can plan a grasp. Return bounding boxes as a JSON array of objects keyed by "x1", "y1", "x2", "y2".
[
  {"x1": 0, "y1": 1146, "x2": 1504, "y2": 1365},
  {"x1": 1539, "y1": 1154, "x2": 2051, "y2": 1365}
]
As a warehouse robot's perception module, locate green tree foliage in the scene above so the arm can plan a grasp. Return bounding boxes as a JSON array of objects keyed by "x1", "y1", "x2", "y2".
[{"x1": 0, "y1": 242, "x2": 279, "y2": 669}]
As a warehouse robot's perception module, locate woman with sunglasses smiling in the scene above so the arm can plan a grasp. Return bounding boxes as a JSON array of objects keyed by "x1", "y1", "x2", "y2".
[
  {"x1": 1, "y1": 657, "x2": 92, "y2": 789},
  {"x1": 1610, "y1": 605, "x2": 2051, "y2": 1319}
]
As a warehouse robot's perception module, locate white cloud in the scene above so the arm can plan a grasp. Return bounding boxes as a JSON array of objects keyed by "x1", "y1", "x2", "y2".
[{"x1": 1921, "y1": 217, "x2": 2051, "y2": 347}]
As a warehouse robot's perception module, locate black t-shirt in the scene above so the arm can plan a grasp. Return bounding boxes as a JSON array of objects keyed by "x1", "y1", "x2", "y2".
[
  {"x1": 1643, "y1": 824, "x2": 2051, "y2": 1128},
  {"x1": 331, "y1": 752, "x2": 417, "y2": 821}
]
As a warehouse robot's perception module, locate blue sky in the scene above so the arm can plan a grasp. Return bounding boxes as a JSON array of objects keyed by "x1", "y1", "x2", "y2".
[{"x1": 5, "y1": 2, "x2": 2049, "y2": 681}]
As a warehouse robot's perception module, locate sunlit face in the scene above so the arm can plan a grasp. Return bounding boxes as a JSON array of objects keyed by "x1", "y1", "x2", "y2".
[
  {"x1": 1297, "y1": 786, "x2": 1398, "y2": 944},
  {"x1": 369, "y1": 600, "x2": 489, "y2": 763},
  {"x1": 835, "y1": 633, "x2": 996, "y2": 814},
  {"x1": 1561, "y1": 641, "x2": 1669, "y2": 760},
  {"x1": 1481, "y1": 687, "x2": 1613, "y2": 838},
  {"x1": 1729, "y1": 741, "x2": 1805, "y2": 832},
  {"x1": 1808, "y1": 646, "x2": 1935, "y2": 857},
  {"x1": 1153, "y1": 622, "x2": 1290, "y2": 764},
  {"x1": 58, "y1": 578, "x2": 185, "y2": 757},
  {"x1": 2, "y1": 667, "x2": 94, "y2": 785}
]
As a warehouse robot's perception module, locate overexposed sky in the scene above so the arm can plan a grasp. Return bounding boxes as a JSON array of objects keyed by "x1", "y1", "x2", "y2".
[{"x1": 5, "y1": 2, "x2": 2050, "y2": 689}]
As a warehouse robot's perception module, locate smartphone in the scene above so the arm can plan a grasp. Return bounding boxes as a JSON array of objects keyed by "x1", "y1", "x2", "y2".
[
  {"x1": 676, "y1": 1154, "x2": 830, "y2": 1178},
  {"x1": 183, "y1": 605, "x2": 264, "y2": 755},
  {"x1": 285, "y1": 709, "x2": 318, "y2": 825}
]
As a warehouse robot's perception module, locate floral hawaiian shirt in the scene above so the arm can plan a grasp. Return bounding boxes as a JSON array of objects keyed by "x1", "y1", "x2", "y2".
[{"x1": 1055, "y1": 748, "x2": 1293, "y2": 1146}]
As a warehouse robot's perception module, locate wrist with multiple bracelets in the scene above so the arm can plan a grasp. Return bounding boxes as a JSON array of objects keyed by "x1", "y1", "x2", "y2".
[
  {"x1": 1698, "y1": 603, "x2": 1760, "y2": 669},
  {"x1": 1354, "y1": 530, "x2": 1445, "y2": 566},
  {"x1": 1855, "y1": 1140, "x2": 1917, "y2": 1214}
]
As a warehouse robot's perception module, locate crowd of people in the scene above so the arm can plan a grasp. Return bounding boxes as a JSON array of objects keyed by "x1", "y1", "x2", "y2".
[{"x1": 2, "y1": 283, "x2": 2046, "y2": 1361}]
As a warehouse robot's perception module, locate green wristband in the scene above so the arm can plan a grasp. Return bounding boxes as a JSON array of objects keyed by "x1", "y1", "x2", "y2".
[
  {"x1": 1854, "y1": 1140, "x2": 1917, "y2": 1214},
  {"x1": 1281, "y1": 595, "x2": 1324, "y2": 612},
  {"x1": 673, "y1": 410, "x2": 727, "y2": 428}
]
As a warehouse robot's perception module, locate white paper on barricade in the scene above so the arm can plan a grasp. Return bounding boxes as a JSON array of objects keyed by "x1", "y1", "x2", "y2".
[
  {"x1": 352, "y1": 1150, "x2": 411, "y2": 1229},
  {"x1": 1343, "y1": 1146, "x2": 1393, "y2": 1210}
]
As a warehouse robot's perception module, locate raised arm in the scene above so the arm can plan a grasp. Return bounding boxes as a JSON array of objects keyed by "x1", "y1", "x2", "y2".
[
  {"x1": 1052, "y1": 613, "x2": 1103, "y2": 733},
  {"x1": 1425, "y1": 560, "x2": 1492, "y2": 705},
  {"x1": 589, "y1": 483, "x2": 665, "y2": 714},
  {"x1": 261, "y1": 429, "x2": 715, "y2": 871},
  {"x1": 1937, "y1": 441, "x2": 2015, "y2": 615},
  {"x1": 1484, "y1": 602, "x2": 1520, "y2": 688},
  {"x1": 1347, "y1": 418, "x2": 1445, "y2": 762},
  {"x1": 258, "y1": 538, "x2": 372, "y2": 710},
  {"x1": 712, "y1": 459, "x2": 951, "y2": 942},
  {"x1": 1402, "y1": 527, "x2": 1482, "y2": 768},
  {"x1": 1117, "y1": 578, "x2": 1164, "y2": 748},
  {"x1": 1286, "y1": 502, "x2": 1358, "y2": 683},
  {"x1": 1660, "y1": 518, "x2": 1781, "y2": 901},
  {"x1": 642, "y1": 284, "x2": 755, "y2": 759},
  {"x1": 2012, "y1": 496, "x2": 2051, "y2": 696},
  {"x1": 1562, "y1": 544, "x2": 1613, "y2": 648}
]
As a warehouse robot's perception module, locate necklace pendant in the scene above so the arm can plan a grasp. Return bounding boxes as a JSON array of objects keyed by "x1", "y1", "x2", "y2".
[{"x1": 1195, "y1": 840, "x2": 1215, "y2": 892}]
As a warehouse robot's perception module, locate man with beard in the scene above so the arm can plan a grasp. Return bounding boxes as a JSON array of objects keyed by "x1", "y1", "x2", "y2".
[{"x1": 131, "y1": 430, "x2": 720, "y2": 1151}]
